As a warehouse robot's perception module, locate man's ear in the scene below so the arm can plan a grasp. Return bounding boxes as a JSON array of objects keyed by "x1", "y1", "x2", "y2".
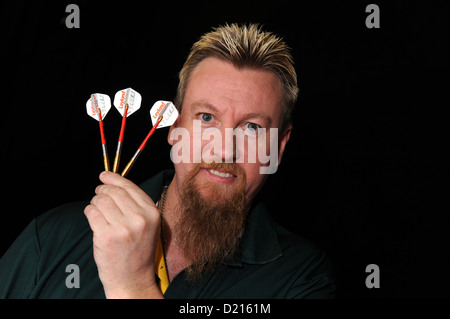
[{"x1": 277, "y1": 125, "x2": 292, "y2": 166}]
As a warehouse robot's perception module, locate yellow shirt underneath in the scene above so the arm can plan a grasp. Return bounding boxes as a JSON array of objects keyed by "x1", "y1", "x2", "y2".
[{"x1": 154, "y1": 232, "x2": 169, "y2": 294}]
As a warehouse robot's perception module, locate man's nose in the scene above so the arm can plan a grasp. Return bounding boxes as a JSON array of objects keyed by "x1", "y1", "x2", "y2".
[{"x1": 220, "y1": 127, "x2": 237, "y2": 163}]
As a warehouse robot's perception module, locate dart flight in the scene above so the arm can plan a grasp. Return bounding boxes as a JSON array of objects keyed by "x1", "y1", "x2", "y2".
[
  {"x1": 112, "y1": 88, "x2": 142, "y2": 173},
  {"x1": 86, "y1": 93, "x2": 112, "y2": 171}
]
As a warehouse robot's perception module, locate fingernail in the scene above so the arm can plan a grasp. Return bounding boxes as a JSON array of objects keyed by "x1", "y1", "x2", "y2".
[{"x1": 100, "y1": 171, "x2": 109, "y2": 179}]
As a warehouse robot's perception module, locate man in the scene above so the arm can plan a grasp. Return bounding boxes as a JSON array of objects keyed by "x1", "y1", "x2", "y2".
[{"x1": 0, "y1": 24, "x2": 335, "y2": 298}]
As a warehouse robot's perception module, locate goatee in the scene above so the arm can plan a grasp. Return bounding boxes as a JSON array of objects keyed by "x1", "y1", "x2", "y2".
[{"x1": 174, "y1": 162, "x2": 248, "y2": 282}]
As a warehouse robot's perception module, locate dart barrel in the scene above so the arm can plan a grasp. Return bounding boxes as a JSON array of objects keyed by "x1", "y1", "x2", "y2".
[
  {"x1": 102, "y1": 144, "x2": 110, "y2": 171},
  {"x1": 113, "y1": 141, "x2": 122, "y2": 173},
  {"x1": 121, "y1": 149, "x2": 141, "y2": 177}
]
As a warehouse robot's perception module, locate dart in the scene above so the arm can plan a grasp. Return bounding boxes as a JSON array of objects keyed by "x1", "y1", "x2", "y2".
[
  {"x1": 112, "y1": 88, "x2": 142, "y2": 173},
  {"x1": 86, "y1": 93, "x2": 112, "y2": 171},
  {"x1": 121, "y1": 100, "x2": 178, "y2": 177}
]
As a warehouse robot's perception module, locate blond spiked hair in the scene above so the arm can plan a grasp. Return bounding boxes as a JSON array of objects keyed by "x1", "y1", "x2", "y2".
[{"x1": 174, "y1": 23, "x2": 299, "y2": 133}]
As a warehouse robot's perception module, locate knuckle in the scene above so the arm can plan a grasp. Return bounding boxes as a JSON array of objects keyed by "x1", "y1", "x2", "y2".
[
  {"x1": 96, "y1": 194, "x2": 112, "y2": 206},
  {"x1": 129, "y1": 209, "x2": 159, "y2": 233},
  {"x1": 116, "y1": 224, "x2": 132, "y2": 241},
  {"x1": 149, "y1": 208, "x2": 161, "y2": 224},
  {"x1": 98, "y1": 229, "x2": 117, "y2": 245},
  {"x1": 99, "y1": 225, "x2": 129, "y2": 244},
  {"x1": 108, "y1": 186, "x2": 128, "y2": 198},
  {"x1": 132, "y1": 213, "x2": 147, "y2": 230}
]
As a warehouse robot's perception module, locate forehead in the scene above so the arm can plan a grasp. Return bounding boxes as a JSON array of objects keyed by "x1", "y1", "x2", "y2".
[{"x1": 183, "y1": 57, "x2": 283, "y2": 126}]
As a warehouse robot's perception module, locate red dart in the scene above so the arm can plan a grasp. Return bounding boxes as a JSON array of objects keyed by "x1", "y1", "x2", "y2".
[{"x1": 121, "y1": 115, "x2": 163, "y2": 177}]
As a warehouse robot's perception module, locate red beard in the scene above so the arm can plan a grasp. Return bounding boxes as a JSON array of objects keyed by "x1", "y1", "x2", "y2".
[{"x1": 174, "y1": 161, "x2": 248, "y2": 281}]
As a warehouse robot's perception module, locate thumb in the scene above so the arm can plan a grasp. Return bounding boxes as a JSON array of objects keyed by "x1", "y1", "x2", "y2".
[{"x1": 99, "y1": 171, "x2": 136, "y2": 188}]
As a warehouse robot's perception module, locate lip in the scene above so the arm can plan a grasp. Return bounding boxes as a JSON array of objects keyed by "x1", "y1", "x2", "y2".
[{"x1": 199, "y1": 168, "x2": 237, "y2": 185}]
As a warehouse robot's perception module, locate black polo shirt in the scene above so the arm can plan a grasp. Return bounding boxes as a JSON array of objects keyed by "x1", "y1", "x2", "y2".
[{"x1": 0, "y1": 170, "x2": 335, "y2": 298}]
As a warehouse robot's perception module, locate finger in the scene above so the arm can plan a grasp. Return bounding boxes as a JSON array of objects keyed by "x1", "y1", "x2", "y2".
[
  {"x1": 98, "y1": 171, "x2": 156, "y2": 208},
  {"x1": 84, "y1": 204, "x2": 109, "y2": 233},
  {"x1": 94, "y1": 185, "x2": 141, "y2": 216},
  {"x1": 90, "y1": 193, "x2": 125, "y2": 223},
  {"x1": 95, "y1": 184, "x2": 105, "y2": 195},
  {"x1": 99, "y1": 171, "x2": 136, "y2": 189}
]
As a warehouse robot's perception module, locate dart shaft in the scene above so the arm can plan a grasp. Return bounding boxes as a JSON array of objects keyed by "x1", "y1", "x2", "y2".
[
  {"x1": 112, "y1": 119, "x2": 126, "y2": 173},
  {"x1": 120, "y1": 116, "x2": 163, "y2": 177},
  {"x1": 138, "y1": 116, "x2": 163, "y2": 150},
  {"x1": 113, "y1": 104, "x2": 129, "y2": 173},
  {"x1": 98, "y1": 111, "x2": 110, "y2": 171},
  {"x1": 118, "y1": 107, "x2": 128, "y2": 142},
  {"x1": 99, "y1": 124, "x2": 110, "y2": 171}
]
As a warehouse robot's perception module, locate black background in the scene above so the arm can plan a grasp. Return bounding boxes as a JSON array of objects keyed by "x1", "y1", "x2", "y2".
[{"x1": 0, "y1": 0, "x2": 448, "y2": 299}]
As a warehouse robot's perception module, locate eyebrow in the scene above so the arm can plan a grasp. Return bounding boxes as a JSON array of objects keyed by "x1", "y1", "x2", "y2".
[
  {"x1": 191, "y1": 101, "x2": 219, "y2": 113},
  {"x1": 190, "y1": 101, "x2": 272, "y2": 126},
  {"x1": 241, "y1": 112, "x2": 272, "y2": 127}
]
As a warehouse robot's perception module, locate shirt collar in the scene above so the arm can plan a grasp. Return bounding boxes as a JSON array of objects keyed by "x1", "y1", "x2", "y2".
[
  {"x1": 227, "y1": 200, "x2": 283, "y2": 266},
  {"x1": 140, "y1": 169, "x2": 283, "y2": 267}
]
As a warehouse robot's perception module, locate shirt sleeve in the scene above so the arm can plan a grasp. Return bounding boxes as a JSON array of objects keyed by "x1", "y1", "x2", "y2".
[
  {"x1": 287, "y1": 273, "x2": 336, "y2": 299},
  {"x1": 286, "y1": 245, "x2": 336, "y2": 299},
  {"x1": 285, "y1": 249, "x2": 336, "y2": 299},
  {"x1": 0, "y1": 219, "x2": 40, "y2": 299}
]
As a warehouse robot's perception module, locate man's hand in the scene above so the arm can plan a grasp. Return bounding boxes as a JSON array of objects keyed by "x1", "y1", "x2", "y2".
[{"x1": 84, "y1": 171, "x2": 163, "y2": 298}]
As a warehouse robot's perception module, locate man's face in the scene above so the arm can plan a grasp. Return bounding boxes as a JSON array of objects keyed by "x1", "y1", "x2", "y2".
[{"x1": 169, "y1": 57, "x2": 291, "y2": 205}]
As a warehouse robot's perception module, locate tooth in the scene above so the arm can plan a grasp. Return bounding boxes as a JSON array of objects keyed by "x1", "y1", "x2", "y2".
[{"x1": 208, "y1": 169, "x2": 233, "y2": 178}]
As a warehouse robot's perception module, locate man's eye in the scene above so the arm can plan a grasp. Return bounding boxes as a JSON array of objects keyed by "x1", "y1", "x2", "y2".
[
  {"x1": 201, "y1": 113, "x2": 213, "y2": 122},
  {"x1": 246, "y1": 122, "x2": 261, "y2": 132}
]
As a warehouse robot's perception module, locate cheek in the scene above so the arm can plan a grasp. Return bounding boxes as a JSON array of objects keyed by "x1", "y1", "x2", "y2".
[
  {"x1": 169, "y1": 120, "x2": 203, "y2": 165},
  {"x1": 174, "y1": 161, "x2": 196, "y2": 181},
  {"x1": 234, "y1": 130, "x2": 277, "y2": 166},
  {"x1": 241, "y1": 163, "x2": 267, "y2": 197}
]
